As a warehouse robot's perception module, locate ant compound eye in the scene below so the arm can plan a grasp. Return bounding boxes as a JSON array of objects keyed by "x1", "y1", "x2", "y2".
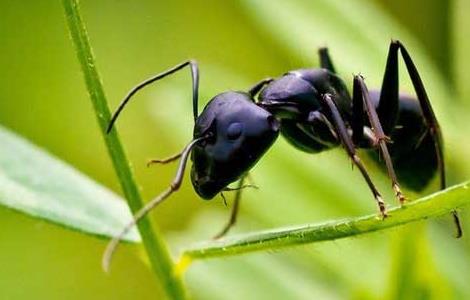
[{"x1": 227, "y1": 122, "x2": 243, "y2": 140}]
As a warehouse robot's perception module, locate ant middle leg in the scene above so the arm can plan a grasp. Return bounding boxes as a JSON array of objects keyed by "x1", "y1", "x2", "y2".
[
  {"x1": 353, "y1": 75, "x2": 405, "y2": 204},
  {"x1": 320, "y1": 94, "x2": 387, "y2": 217},
  {"x1": 248, "y1": 78, "x2": 274, "y2": 98},
  {"x1": 318, "y1": 47, "x2": 337, "y2": 73}
]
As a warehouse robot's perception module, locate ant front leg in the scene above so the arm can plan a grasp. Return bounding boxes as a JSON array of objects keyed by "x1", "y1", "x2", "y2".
[
  {"x1": 320, "y1": 94, "x2": 387, "y2": 217},
  {"x1": 147, "y1": 152, "x2": 182, "y2": 167},
  {"x1": 102, "y1": 137, "x2": 206, "y2": 271},
  {"x1": 213, "y1": 174, "x2": 249, "y2": 239},
  {"x1": 353, "y1": 75, "x2": 405, "y2": 204}
]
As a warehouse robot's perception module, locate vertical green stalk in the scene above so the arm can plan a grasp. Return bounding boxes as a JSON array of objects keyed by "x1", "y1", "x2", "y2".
[
  {"x1": 62, "y1": 0, "x2": 187, "y2": 299},
  {"x1": 388, "y1": 226, "x2": 422, "y2": 300},
  {"x1": 388, "y1": 225, "x2": 452, "y2": 299}
]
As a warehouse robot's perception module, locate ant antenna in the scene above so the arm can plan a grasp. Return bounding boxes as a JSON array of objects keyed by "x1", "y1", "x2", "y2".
[
  {"x1": 107, "y1": 60, "x2": 200, "y2": 134},
  {"x1": 102, "y1": 136, "x2": 206, "y2": 272}
]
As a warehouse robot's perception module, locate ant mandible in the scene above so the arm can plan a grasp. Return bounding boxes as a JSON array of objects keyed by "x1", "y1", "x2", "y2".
[{"x1": 102, "y1": 40, "x2": 462, "y2": 271}]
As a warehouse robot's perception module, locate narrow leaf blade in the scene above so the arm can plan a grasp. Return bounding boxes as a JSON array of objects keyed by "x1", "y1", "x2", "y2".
[{"x1": 0, "y1": 125, "x2": 140, "y2": 242}]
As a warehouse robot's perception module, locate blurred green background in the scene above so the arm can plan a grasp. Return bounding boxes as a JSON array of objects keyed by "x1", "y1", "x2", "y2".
[{"x1": 1, "y1": 0, "x2": 470, "y2": 299}]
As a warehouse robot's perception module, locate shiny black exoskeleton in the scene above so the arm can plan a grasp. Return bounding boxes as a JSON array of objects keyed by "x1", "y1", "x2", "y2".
[
  {"x1": 191, "y1": 91, "x2": 280, "y2": 199},
  {"x1": 105, "y1": 40, "x2": 461, "y2": 251}
]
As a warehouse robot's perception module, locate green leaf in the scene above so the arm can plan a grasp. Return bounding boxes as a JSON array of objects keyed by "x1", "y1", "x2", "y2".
[
  {"x1": 182, "y1": 181, "x2": 470, "y2": 260},
  {"x1": 0, "y1": 125, "x2": 140, "y2": 242}
]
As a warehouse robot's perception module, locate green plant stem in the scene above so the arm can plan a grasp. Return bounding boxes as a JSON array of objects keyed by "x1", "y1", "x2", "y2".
[
  {"x1": 183, "y1": 181, "x2": 469, "y2": 261},
  {"x1": 62, "y1": 1, "x2": 186, "y2": 299}
]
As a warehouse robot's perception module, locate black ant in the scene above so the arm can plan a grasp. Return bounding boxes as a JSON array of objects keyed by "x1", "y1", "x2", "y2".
[{"x1": 102, "y1": 40, "x2": 462, "y2": 271}]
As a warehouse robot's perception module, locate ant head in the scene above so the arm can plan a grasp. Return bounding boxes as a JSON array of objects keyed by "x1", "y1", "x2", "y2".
[{"x1": 190, "y1": 91, "x2": 280, "y2": 199}]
